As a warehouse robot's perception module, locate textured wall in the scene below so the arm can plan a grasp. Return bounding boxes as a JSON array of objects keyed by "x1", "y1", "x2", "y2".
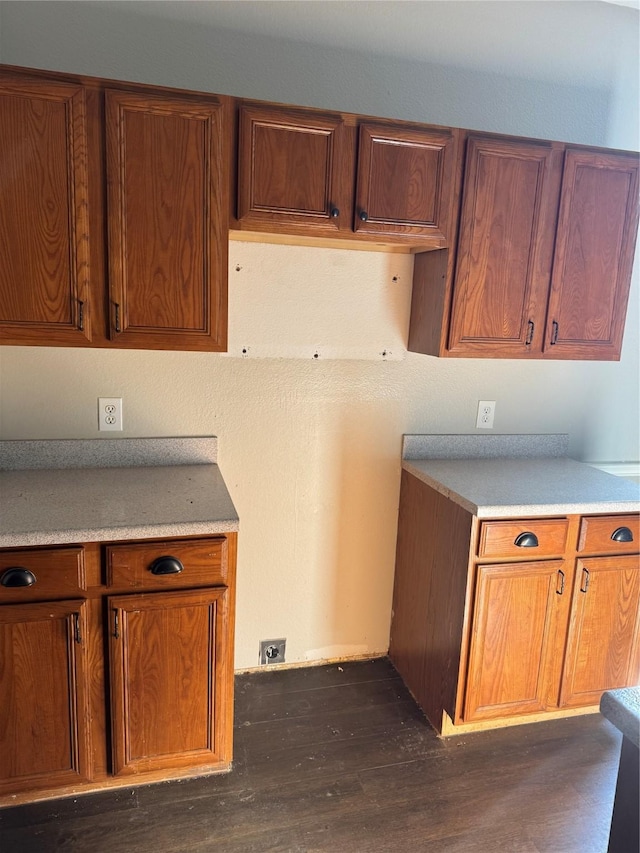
[{"x1": 0, "y1": 1, "x2": 638, "y2": 669}]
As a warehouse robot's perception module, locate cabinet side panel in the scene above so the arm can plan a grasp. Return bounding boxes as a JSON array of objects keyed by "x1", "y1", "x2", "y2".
[
  {"x1": 389, "y1": 471, "x2": 473, "y2": 729},
  {"x1": 407, "y1": 249, "x2": 450, "y2": 356}
]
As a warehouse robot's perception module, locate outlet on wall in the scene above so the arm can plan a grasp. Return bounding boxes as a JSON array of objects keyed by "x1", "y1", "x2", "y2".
[
  {"x1": 476, "y1": 400, "x2": 496, "y2": 429},
  {"x1": 98, "y1": 397, "x2": 123, "y2": 431}
]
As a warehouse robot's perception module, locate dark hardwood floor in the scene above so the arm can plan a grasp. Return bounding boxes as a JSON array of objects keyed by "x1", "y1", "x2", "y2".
[{"x1": 0, "y1": 658, "x2": 624, "y2": 852}]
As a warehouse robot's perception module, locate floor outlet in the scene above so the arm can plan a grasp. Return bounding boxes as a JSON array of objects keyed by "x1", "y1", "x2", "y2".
[
  {"x1": 260, "y1": 638, "x2": 286, "y2": 665},
  {"x1": 476, "y1": 400, "x2": 496, "y2": 429},
  {"x1": 98, "y1": 397, "x2": 123, "y2": 431}
]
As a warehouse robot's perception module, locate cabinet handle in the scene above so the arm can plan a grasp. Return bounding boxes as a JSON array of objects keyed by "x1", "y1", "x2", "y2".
[
  {"x1": 78, "y1": 300, "x2": 85, "y2": 332},
  {"x1": 550, "y1": 320, "x2": 559, "y2": 345},
  {"x1": 113, "y1": 608, "x2": 120, "y2": 639},
  {"x1": 330, "y1": 207, "x2": 340, "y2": 218},
  {"x1": 73, "y1": 612, "x2": 82, "y2": 645},
  {"x1": 556, "y1": 569, "x2": 565, "y2": 596},
  {"x1": 114, "y1": 303, "x2": 121, "y2": 333},
  {"x1": 359, "y1": 211, "x2": 368, "y2": 222},
  {"x1": 514, "y1": 532, "x2": 539, "y2": 548},
  {"x1": 611, "y1": 526, "x2": 634, "y2": 543},
  {"x1": 150, "y1": 556, "x2": 184, "y2": 575},
  {"x1": 525, "y1": 320, "x2": 535, "y2": 346},
  {"x1": 580, "y1": 568, "x2": 590, "y2": 594},
  {"x1": 0, "y1": 567, "x2": 37, "y2": 587}
]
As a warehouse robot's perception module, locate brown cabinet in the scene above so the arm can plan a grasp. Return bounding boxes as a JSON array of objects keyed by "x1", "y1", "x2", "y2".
[
  {"x1": 0, "y1": 66, "x2": 230, "y2": 352},
  {"x1": 409, "y1": 135, "x2": 640, "y2": 360},
  {"x1": 389, "y1": 470, "x2": 640, "y2": 733},
  {"x1": 0, "y1": 534, "x2": 236, "y2": 804},
  {"x1": 235, "y1": 102, "x2": 459, "y2": 247}
]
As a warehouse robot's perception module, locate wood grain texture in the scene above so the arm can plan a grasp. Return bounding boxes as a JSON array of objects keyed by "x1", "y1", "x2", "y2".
[
  {"x1": 578, "y1": 514, "x2": 640, "y2": 555},
  {"x1": 0, "y1": 74, "x2": 91, "y2": 345},
  {"x1": 0, "y1": 600, "x2": 92, "y2": 794},
  {"x1": 407, "y1": 248, "x2": 451, "y2": 355},
  {"x1": 560, "y1": 554, "x2": 640, "y2": 707},
  {"x1": 463, "y1": 560, "x2": 569, "y2": 722},
  {"x1": 477, "y1": 518, "x2": 569, "y2": 559},
  {"x1": 108, "y1": 586, "x2": 229, "y2": 776},
  {"x1": 354, "y1": 123, "x2": 458, "y2": 241},
  {"x1": 389, "y1": 471, "x2": 474, "y2": 730},
  {"x1": 448, "y1": 135, "x2": 560, "y2": 356},
  {"x1": 105, "y1": 89, "x2": 228, "y2": 351},
  {"x1": 0, "y1": 546, "x2": 86, "y2": 603},
  {"x1": 545, "y1": 149, "x2": 640, "y2": 360},
  {"x1": 105, "y1": 536, "x2": 227, "y2": 590}
]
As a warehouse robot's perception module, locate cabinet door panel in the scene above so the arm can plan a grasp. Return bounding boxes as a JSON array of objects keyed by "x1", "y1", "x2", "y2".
[
  {"x1": 560, "y1": 555, "x2": 640, "y2": 707},
  {"x1": 448, "y1": 137, "x2": 559, "y2": 356},
  {"x1": 545, "y1": 150, "x2": 640, "y2": 360},
  {"x1": 109, "y1": 587, "x2": 231, "y2": 775},
  {"x1": 0, "y1": 76, "x2": 91, "y2": 345},
  {"x1": 354, "y1": 124, "x2": 457, "y2": 241},
  {"x1": 106, "y1": 90, "x2": 227, "y2": 351},
  {"x1": 0, "y1": 600, "x2": 91, "y2": 794},
  {"x1": 237, "y1": 104, "x2": 352, "y2": 232},
  {"x1": 463, "y1": 560, "x2": 568, "y2": 722}
]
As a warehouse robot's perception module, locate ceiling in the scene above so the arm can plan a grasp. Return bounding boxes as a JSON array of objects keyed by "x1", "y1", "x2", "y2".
[{"x1": 107, "y1": 0, "x2": 638, "y2": 87}]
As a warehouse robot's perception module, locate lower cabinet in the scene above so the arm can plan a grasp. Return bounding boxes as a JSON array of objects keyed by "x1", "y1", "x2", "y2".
[
  {"x1": 0, "y1": 534, "x2": 237, "y2": 803},
  {"x1": 389, "y1": 470, "x2": 640, "y2": 733}
]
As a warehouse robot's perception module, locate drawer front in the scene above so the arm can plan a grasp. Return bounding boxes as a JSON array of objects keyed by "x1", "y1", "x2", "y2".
[
  {"x1": 478, "y1": 519, "x2": 569, "y2": 560},
  {"x1": 0, "y1": 547, "x2": 86, "y2": 601},
  {"x1": 106, "y1": 537, "x2": 227, "y2": 589},
  {"x1": 578, "y1": 514, "x2": 640, "y2": 554}
]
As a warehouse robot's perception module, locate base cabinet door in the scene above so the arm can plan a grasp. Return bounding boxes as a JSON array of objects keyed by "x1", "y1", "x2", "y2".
[
  {"x1": 463, "y1": 560, "x2": 568, "y2": 722},
  {"x1": 108, "y1": 587, "x2": 230, "y2": 776},
  {"x1": 560, "y1": 555, "x2": 640, "y2": 708},
  {"x1": 0, "y1": 600, "x2": 92, "y2": 794}
]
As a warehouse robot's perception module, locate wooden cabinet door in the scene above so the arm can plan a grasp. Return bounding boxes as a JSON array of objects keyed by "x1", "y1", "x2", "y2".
[
  {"x1": 108, "y1": 587, "x2": 231, "y2": 775},
  {"x1": 0, "y1": 75, "x2": 91, "y2": 345},
  {"x1": 105, "y1": 90, "x2": 228, "y2": 351},
  {"x1": 0, "y1": 600, "x2": 92, "y2": 794},
  {"x1": 544, "y1": 150, "x2": 640, "y2": 360},
  {"x1": 448, "y1": 136, "x2": 561, "y2": 356},
  {"x1": 354, "y1": 123, "x2": 457, "y2": 242},
  {"x1": 560, "y1": 555, "x2": 640, "y2": 708},
  {"x1": 237, "y1": 104, "x2": 353, "y2": 233},
  {"x1": 463, "y1": 560, "x2": 568, "y2": 722}
]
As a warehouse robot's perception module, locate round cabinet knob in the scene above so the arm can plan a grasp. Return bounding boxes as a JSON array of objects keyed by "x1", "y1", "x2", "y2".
[
  {"x1": 330, "y1": 207, "x2": 340, "y2": 218},
  {"x1": 1, "y1": 567, "x2": 37, "y2": 587},
  {"x1": 359, "y1": 211, "x2": 368, "y2": 222},
  {"x1": 514, "y1": 532, "x2": 539, "y2": 548},
  {"x1": 149, "y1": 556, "x2": 184, "y2": 575}
]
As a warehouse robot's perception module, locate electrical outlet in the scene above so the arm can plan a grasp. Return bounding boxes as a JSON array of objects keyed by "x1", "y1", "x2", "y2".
[
  {"x1": 98, "y1": 397, "x2": 123, "y2": 431},
  {"x1": 476, "y1": 400, "x2": 496, "y2": 429},
  {"x1": 259, "y1": 638, "x2": 286, "y2": 665}
]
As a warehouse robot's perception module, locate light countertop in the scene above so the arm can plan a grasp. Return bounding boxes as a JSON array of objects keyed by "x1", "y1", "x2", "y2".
[
  {"x1": 0, "y1": 438, "x2": 239, "y2": 548},
  {"x1": 402, "y1": 435, "x2": 639, "y2": 518}
]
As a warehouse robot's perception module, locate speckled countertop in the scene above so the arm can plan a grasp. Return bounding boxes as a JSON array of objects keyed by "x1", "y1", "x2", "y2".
[
  {"x1": 0, "y1": 438, "x2": 239, "y2": 548},
  {"x1": 402, "y1": 434, "x2": 640, "y2": 518},
  {"x1": 600, "y1": 688, "x2": 640, "y2": 747}
]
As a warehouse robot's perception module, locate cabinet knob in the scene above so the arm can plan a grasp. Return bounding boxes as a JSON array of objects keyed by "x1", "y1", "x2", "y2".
[
  {"x1": 514, "y1": 532, "x2": 539, "y2": 548},
  {"x1": 359, "y1": 211, "x2": 368, "y2": 222},
  {"x1": 1, "y1": 567, "x2": 37, "y2": 587},
  {"x1": 330, "y1": 207, "x2": 340, "y2": 218},
  {"x1": 149, "y1": 556, "x2": 184, "y2": 575},
  {"x1": 611, "y1": 526, "x2": 634, "y2": 543}
]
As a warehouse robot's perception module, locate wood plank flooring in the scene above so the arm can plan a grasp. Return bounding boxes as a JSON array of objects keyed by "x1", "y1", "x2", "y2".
[{"x1": 0, "y1": 658, "x2": 623, "y2": 852}]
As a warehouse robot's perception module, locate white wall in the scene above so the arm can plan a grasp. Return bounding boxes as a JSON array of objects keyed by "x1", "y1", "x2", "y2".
[{"x1": 1, "y1": 1, "x2": 638, "y2": 669}]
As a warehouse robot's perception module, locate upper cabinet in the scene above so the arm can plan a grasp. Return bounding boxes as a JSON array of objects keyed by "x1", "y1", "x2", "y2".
[
  {"x1": 234, "y1": 102, "x2": 460, "y2": 248},
  {"x1": 409, "y1": 134, "x2": 640, "y2": 360},
  {"x1": 0, "y1": 67, "x2": 230, "y2": 351}
]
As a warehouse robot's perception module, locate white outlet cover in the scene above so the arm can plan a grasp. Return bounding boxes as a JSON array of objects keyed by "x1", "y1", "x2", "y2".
[{"x1": 98, "y1": 397, "x2": 123, "y2": 431}]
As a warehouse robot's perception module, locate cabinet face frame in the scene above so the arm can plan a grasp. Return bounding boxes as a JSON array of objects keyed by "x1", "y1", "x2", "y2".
[
  {"x1": 0, "y1": 75, "x2": 92, "y2": 345},
  {"x1": 105, "y1": 89, "x2": 228, "y2": 352},
  {"x1": 0, "y1": 599, "x2": 92, "y2": 794}
]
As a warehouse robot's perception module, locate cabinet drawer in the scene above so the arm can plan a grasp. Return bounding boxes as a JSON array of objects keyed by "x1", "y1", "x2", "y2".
[
  {"x1": 0, "y1": 547, "x2": 86, "y2": 601},
  {"x1": 578, "y1": 515, "x2": 639, "y2": 554},
  {"x1": 105, "y1": 537, "x2": 227, "y2": 589},
  {"x1": 478, "y1": 519, "x2": 569, "y2": 559}
]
